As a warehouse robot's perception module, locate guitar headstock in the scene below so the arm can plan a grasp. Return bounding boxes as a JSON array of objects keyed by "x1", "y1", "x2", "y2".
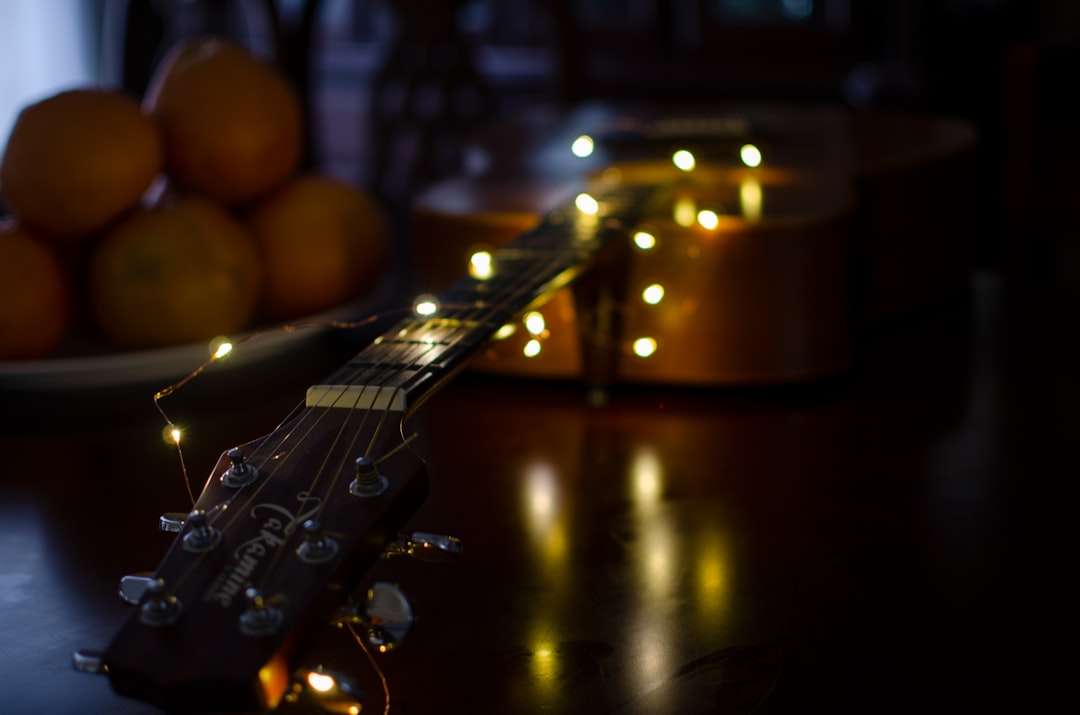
[{"x1": 90, "y1": 401, "x2": 430, "y2": 713}]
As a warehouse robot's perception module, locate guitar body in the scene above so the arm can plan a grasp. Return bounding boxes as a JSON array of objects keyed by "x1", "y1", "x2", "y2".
[{"x1": 413, "y1": 102, "x2": 978, "y2": 385}]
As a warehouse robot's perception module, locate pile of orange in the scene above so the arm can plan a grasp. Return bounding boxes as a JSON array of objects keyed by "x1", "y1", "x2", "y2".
[{"x1": 0, "y1": 37, "x2": 389, "y2": 358}]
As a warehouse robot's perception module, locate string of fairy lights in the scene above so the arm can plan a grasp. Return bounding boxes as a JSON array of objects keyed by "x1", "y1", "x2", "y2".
[{"x1": 145, "y1": 131, "x2": 764, "y2": 712}]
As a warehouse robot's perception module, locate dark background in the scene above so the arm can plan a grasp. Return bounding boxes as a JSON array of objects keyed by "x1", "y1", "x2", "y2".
[
  {"x1": 104, "y1": 0, "x2": 1078, "y2": 272},
  {"x1": 1, "y1": 2, "x2": 1077, "y2": 714}
]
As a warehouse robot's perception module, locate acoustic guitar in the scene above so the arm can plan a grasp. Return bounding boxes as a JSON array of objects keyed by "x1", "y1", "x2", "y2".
[
  {"x1": 413, "y1": 102, "x2": 978, "y2": 385},
  {"x1": 72, "y1": 103, "x2": 977, "y2": 713}
]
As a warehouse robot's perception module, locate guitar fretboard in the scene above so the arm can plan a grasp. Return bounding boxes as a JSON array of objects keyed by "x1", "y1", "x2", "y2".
[{"x1": 313, "y1": 182, "x2": 657, "y2": 409}]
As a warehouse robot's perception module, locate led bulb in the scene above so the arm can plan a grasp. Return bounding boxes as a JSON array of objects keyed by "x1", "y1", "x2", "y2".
[
  {"x1": 571, "y1": 135, "x2": 594, "y2": 158},
  {"x1": 740, "y1": 143, "x2": 762, "y2": 168},
  {"x1": 209, "y1": 336, "x2": 233, "y2": 359},
  {"x1": 633, "y1": 337, "x2": 658, "y2": 358},
  {"x1": 524, "y1": 311, "x2": 546, "y2": 335},
  {"x1": 697, "y1": 210, "x2": 719, "y2": 230},
  {"x1": 672, "y1": 149, "x2": 696, "y2": 172},
  {"x1": 633, "y1": 231, "x2": 656, "y2": 250},
  {"x1": 469, "y1": 250, "x2": 493, "y2": 279},
  {"x1": 413, "y1": 294, "x2": 439, "y2": 317},
  {"x1": 575, "y1": 193, "x2": 599, "y2": 215}
]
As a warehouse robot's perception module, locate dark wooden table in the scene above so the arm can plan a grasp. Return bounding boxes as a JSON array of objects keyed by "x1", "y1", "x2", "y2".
[{"x1": 0, "y1": 265, "x2": 1071, "y2": 714}]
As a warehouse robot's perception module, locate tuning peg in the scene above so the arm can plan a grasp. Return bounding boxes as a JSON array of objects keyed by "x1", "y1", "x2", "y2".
[
  {"x1": 332, "y1": 582, "x2": 413, "y2": 652},
  {"x1": 383, "y1": 532, "x2": 463, "y2": 563},
  {"x1": 221, "y1": 447, "x2": 259, "y2": 488},
  {"x1": 72, "y1": 649, "x2": 108, "y2": 675},
  {"x1": 239, "y1": 588, "x2": 284, "y2": 637},
  {"x1": 182, "y1": 510, "x2": 222, "y2": 553},
  {"x1": 295, "y1": 519, "x2": 339, "y2": 564},
  {"x1": 118, "y1": 573, "x2": 157, "y2": 605},
  {"x1": 139, "y1": 579, "x2": 183, "y2": 627},
  {"x1": 349, "y1": 456, "x2": 389, "y2": 497},
  {"x1": 287, "y1": 666, "x2": 364, "y2": 715}
]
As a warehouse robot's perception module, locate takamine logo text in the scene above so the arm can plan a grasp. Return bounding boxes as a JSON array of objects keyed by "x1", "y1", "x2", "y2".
[{"x1": 204, "y1": 492, "x2": 322, "y2": 607}]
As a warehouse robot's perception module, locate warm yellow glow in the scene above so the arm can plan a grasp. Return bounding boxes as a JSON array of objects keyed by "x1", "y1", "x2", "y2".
[
  {"x1": 571, "y1": 134, "x2": 594, "y2": 158},
  {"x1": 633, "y1": 230, "x2": 656, "y2": 250},
  {"x1": 646, "y1": 536, "x2": 673, "y2": 585},
  {"x1": 641, "y1": 283, "x2": 664, "y2": 305},
  {"x1": 523, "y1": 311, "x2": 546, "y2": 335},
  {"x1": 523, "y1": 338, "x2": 542, "y2": 358},
  {"x1": 524, "y1": 460, "x2": 557, "y2": 525},
  {"x1": 532, "y1": 645, "x2": 557, "y2": 683},
  {"x1": 574, "y1": 192, "x2": 599, "y2": 215},
  {"x1": 306, "y1": 671, "x2": 336, "y2": 693},
  {"x1": 348, "y1": 706, "x2": 360, "y2": 715},
  {"x1": 468, "y1": 250, "x2": 494, "y2": 279},
  {"x1": 739, "y1": 178, "x2": 763, "y2": 221},
  {"x1": 209, "y1": 336, "x2": 232, "y2": 359},
  {"x1": 698, "y1": 549, "x2": 726, "y2": 600},
  {"x1": 257, "y1": 656, "x2": 291, "y2": 711},
  {"x1": 631, "y1": 446, "x2": 663, "y2": 507},
  {"x1": 632, "y1": 618, "x2": 672, "y2": 687},
  {"x1": 413, "y1": 294, "x2": 439, "y2": 317},
  {"x1": 673, "y1": 196, "x2": 697, "y2": 227},
  {"x1": 672, "y1": 149, "x2": 696, "y2": 171},
  {"x1": 694, "y1": 533, "x2": 733, "y2": 633},
  {"x1": 740, "y1": 143, "x2": 762, "y2": 168},
  {"x1": 601, "y1": 166, "x2": 622, "y2": 184},
  {"x1": 162, "y1": 425, "x2": 182, "y2": 445},
  {"x1": 697, "y1": 210, "x2": 719, "y2": 230},
  {"x1": 523, "y1": 459, "x2": 568, "y2": 567},
  {"x1": 633, "y1": 337, "x2": 658, "y2": 357},
  {"x1": 493, "y1": 323, "x2": 517, "y2": 340}
]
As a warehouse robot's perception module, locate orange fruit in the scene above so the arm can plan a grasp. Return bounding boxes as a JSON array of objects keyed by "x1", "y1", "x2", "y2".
[
  {"x1": 0, "y1": 88, "x2": 163, "y2": 242},
  {"x1": 88, "y1": 198, "x2": 262, "y2": 349},
  {"x1": 244, "y1": 174, "x2": 390, "y2": 321},
  {"x1": 144, "y1": 37, "x2": 303, "y2": 204},
  {"x1": 0, "y1": 220, "x2": 70, "y2": 359}
]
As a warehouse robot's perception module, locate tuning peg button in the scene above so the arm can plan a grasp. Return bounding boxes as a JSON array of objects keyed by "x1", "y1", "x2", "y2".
[
  {"x1": 333, "y1": 582, "x2": 413, "y2": 653},
  {"x1": 72, "y1": 650, "x2": 108, "y2": 675},
  {"x1": 159, "y1": 512, "x2": 187, "y2": 533},
  {"x1": 118, "y1": 573, "x2": 157, "y2": 605},
  {"x1": 364, "y1": 582, "x2": 413, "y2": 652}
]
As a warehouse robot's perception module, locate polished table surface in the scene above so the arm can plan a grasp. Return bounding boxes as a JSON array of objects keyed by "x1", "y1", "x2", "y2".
[{"x1": 0, "y1": 268, "x2": 1072, "y2": 714}]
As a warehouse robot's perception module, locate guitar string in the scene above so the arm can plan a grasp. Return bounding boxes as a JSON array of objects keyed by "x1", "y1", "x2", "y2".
[
  {"x1": 258, "y1": 202, "x2": 603, "y2": 538},
  {"x1": 153, "y1": 183, "x2": 638, "y2": 594},
  {"x1": 153, "y1": 213, "x2": 590, "y2": 605}
]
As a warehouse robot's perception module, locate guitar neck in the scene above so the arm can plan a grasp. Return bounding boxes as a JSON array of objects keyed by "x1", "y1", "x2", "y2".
[{"x1": 313, "y1": 182, "x2": 658, "y2": 411}]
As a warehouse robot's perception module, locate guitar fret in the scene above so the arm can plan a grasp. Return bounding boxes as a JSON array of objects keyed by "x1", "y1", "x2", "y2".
[{"x1": 306, "y1": 383, "x2": 408, "y2": 411}]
